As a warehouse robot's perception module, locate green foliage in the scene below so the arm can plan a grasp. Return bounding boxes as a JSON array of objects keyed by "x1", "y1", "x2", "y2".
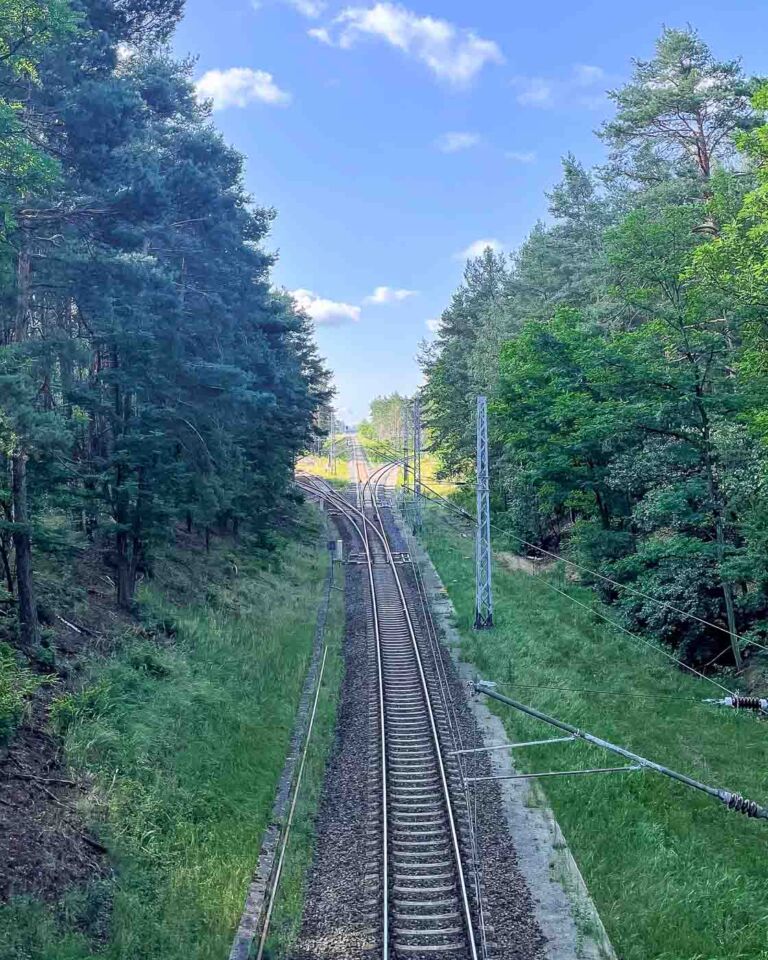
[
  {"x1": 423, "y1": 511, "x2": 768, "y2": 960},
  {"x1": 365, "y1": 392, "x2": 407, "y2": 444},
  {"x1": 422, "y1": 26, "x2": 768, "y2": 667},
  {"x1": 0, "y1": 0, "x2": 332, "y2": 634},
  {"x1": 600, "y1": 26, "x2": 757, "y2": 183},
  {"x1": 0, "y1": 0, "x2": 77, "y2": 208},
  {"x1": 0, "y1": 640, "x2": 52, "y2": 741},
  {"x1": 6, "y1": 530, "x2": 341, "y2": 960}
]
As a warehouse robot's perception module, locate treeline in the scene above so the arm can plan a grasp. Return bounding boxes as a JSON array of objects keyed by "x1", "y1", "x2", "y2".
[
  {"x1": 421, "y1": 28, "x2": 768, "y2": 667},
  {"x1": 0, "y1": 0, "x2": 329, "y2": 654},
  {"x1": 359, "y1": 392, "x2": 407, "y2": 445}
]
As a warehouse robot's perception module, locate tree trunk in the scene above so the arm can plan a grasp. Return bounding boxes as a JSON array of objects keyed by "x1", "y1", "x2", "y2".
[
  {"x1": 0, "y1": 534, "x2": 14, "y2": 596},
  {"x1": 116, "y1": 537, "x2": 134, "y2": 609},
  {"x1": 10, "y1": 242, "x2": 40, "y2": 653},
  {"x1": 114, "y1": 462, "x2": 135, "y2": 610},
  {"x1": 593, "y1": 489, "x2": 611, "y2": 530},
  {"x1": 703, "y1": 442, "x2": 742, "y2": 669},
  {"x1": 12, "y1": 452, "x2": 40, "y2": 653}
]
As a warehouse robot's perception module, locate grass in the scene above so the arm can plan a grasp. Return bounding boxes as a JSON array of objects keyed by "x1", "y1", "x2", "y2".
[
  {"x1": 357, "y1": 433, "x2": 457, "y2": 496},
  {"x1": 419, "y1": 453, "x2": 457, "y2": 496},
  {"x1": 297, "y1": 453, "x2": 343, "y2": 481},
  {"x1": 264, "y1": 566, "x2": 344, "y2": 957},
  {"x1": 421, "y1": 504, "x2": 768, "y2": 960},
  {"x1": 0, "y1": 518, "x2": 342, "y2": 960},
  {"x1": 0, "y1": 641, "x2": 52, "y2": 742}
]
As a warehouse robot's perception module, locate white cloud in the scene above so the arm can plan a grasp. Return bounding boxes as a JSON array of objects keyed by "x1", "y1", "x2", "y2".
[
  {"x1": 286, "y1": 0, "x2": 326, "y2": 16},
  {"x1": 435, "y1": 131, "x2": 480, "y2": 153},
  {"x1": 313, "y1": 3, "x2": 503, "y2": 86},
  {"x1": 506, "y1": 149, "x2": 536, "y2": 163},
  {"x1": 196, "y1": 68, "x2": 291, "y2": 109},
  {"x1": 513, "y1": 76, "x2": 554, "y2": 107},
  {"x1": 455, "y1": 238, "x2": 503, "y2": 260},
  {"x1": 308, "y1": 26, "x2": 333, "y2": 43},
  {"x1": 291, "y1": 288, "x2": 361, "y2": 325},
  {"x1": 365, "y1": 285, "x2": 417, "y2": 304},
  {"x1": 513, "y1": 64, "x2": 609, "y2": 111},
  {"x1": 573, "y1": 63, "x2": 605, "y2": 87},
  {"x1": 426, "y1": 317, "x2": 441, "y2": 332}
]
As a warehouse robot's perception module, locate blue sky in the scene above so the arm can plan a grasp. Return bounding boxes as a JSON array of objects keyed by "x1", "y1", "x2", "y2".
[{"x1": 174, "y1": 0, "x2": 768, "y2": 423}]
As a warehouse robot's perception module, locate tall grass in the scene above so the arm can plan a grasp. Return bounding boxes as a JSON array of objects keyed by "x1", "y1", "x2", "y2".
[
  {"x1": 0, "y1": 641, "x2": 52, "y2": 742},
  {"x1": 263, "y1": 580, "x2": 345, "y2": 957},
  {"x1": 422, "y1": 507, "x2": 768, "y2": 960},
  {"x1": 0, "y1": 529, "x2": 340, "y2": 960}
]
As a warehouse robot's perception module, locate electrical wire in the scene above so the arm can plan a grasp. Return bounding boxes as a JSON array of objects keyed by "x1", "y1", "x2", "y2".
[
  {"x1": 423, "y1": 489, "x2": 735, "y2": 697},
  {"x1": 495, "y1": 681, "x2": 707, "y2": 703},
  {"x1": 424, "y1": 478, "x2": 768, "y2": 656},
  {"x1": 370, "y1": 438, "x2": 768, "y2": 656}
]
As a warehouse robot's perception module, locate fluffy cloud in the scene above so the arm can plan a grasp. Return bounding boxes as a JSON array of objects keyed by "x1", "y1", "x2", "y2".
[
  {"x1": 435, "y1": 131, "x2": 480, "y2": 153},
  {"x1": 365, "y1": 286, "x2": 417, "y2": 304},
  {"x1": 512, "y1": 63, "x2": 607, "y2": 110},
  {"x1": 506, "y1": 149, "x2": 536, "y2": 163},
  {"x1": 308, "y1": 26, "x2": 332, "y2": 43},
  {"x1": 285, "y1": 0, "x2": 326, "y2": 16},
  {"x1": 455, "y1": 238, "x2": 503, "y2": 260},
  {"x1": 196, "y1": 68, "x2": 291, "y2": 109},
  {"x1": 573, "y1": 63, "x2": 606, "y2": 86},
  {"x1": 513, "y1": 76, "x2": 554, "y2": 107},
  {"x1": 311, "y1": 3, "x2": 503, "y2": 86},
  {"x1": 291, "y1": 288, "x2": 361, "y2": 325},
  {"x1": 425, "y1": 317, "x2": 441, "y2": 332}
]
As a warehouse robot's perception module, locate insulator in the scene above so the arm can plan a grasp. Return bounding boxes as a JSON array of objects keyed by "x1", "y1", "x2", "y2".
[
  {"x1": 727, "y1": 793, "x2": 760, "y2": 817},
  {"x1": 730, "y1": 696, "x2": 765, "y2": 711}
]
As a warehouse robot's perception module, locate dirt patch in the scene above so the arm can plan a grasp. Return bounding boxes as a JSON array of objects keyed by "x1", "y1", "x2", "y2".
[
  {"x1": 497, "y1": 550, "x2": 555, "y2": 577},
  {"x1": 0, "y1": 523, "x2": 243, "y2": 922},
  {"x1": 0, "y1": 706, "x2": 110, "y2": 907}
]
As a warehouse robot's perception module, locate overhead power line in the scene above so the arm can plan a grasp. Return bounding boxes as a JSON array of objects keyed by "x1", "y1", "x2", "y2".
[
  {"x1": 361, "y1": 437, "x2": 768, "y2": 655},
  {"x1": 416, "y1": 471, "x2": 768, "y2": 657},
  {"x1": 418, "y1": 481, "x2": 735, "y2": 696},
  {"x1": 475, "y1": 682, "x2": 768, "y2": 820},
  {"x1": 341, "y1": 443, "x2": 765, "y2": 703}
]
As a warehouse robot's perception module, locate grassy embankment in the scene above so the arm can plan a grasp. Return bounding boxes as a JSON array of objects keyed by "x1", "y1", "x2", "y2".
[
  {"x1": 297, "y1": 435, "x2": 353, "y2": 484},
  {"x1": 0, "y1": 515, "x2": 343, "y2": 960},
  {"x1": 422, "y1": 505, "x2": 768, "y2": 960},
  {"x1": 357, "y1": 434, "x2": 456, "y2": 497}
]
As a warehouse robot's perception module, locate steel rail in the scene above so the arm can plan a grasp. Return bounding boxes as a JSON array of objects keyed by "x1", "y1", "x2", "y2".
[
  {"x1": 304, "y1": 463, "x2": 478, "y2": 960},
  {"x1": 304, "y1": 458, "x2": 481, "y2": 957},
  {"x1": 369, "y1": 457, "x2": 493, "y2": 960},
  {"x1": 358, "y1": 450, "x2": 480, "y2": 960},
  {"x1": 298, "y1": 473, "x2": 390, "y2": 958}
]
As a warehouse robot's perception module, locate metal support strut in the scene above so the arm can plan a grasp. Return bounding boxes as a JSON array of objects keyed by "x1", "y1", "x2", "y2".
[
  {"x1": 412, "y1": 396, "x2": 422, "y2": 533},
  {"x1": 475, "y1": 682, "x2": 768, "y2": 819},
  {"x1": 402, "y1": 400, "x2": 411, "y2": 493},
  {"x1": 328, "y1": 410, "x2": 336, "y2": 475},
  {"x1": 474, "y1": 396, "x2": 493, "y2": 629}
]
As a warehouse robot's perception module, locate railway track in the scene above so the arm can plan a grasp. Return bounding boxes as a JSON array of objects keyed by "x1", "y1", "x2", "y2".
[{"x1": 298, "y1": 449, "x2": 485, "y2": 960}]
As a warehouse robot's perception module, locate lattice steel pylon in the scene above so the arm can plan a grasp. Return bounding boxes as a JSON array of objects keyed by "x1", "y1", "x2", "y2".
[
  {"x1": 474, "y1": 396, "x2": 493, "y2": 628},
  {"x1": 402, "y1": 400, "x2": 411, "y2": 492},
  {"x1": 412, "y1": 397, "x2": 422, "y2": 532},
  {"x1": 328, "y1": 410, "x2": 336, "y2": 474}
]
